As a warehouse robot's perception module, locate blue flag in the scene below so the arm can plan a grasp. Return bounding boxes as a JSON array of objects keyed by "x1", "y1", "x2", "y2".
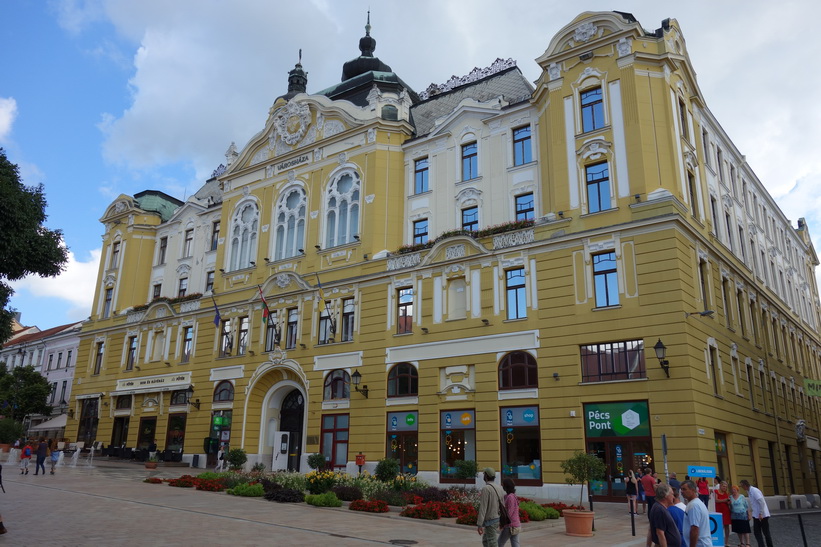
[{"x1": 212, "y1": 297, "x2": 221, "y2": 328}]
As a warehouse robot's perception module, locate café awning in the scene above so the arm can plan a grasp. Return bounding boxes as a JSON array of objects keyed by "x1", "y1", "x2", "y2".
[{"x1": 28, "y1": 413, "x2": 67, "y2": 431}]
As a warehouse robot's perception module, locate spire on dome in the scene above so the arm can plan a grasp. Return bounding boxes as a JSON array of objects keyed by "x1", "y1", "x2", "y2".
[
  {"x1": 358, "y1": 11, "x2": 376, "y2": 57},
  {"x1": 286, "y1": 49, "x2": 308, "y2": 95}
]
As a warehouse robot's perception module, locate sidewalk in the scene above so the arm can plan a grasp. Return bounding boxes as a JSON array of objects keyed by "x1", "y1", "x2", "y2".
[{"x1": 1, "y1": 458, "x2": 648, "y2": 546}]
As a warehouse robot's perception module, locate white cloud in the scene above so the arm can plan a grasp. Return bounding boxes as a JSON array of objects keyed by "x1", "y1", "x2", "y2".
[
  {"x1": 0, "y1": 97, "x2": 17, "y2": 141},
  {"x1": 10, "y1": 248, "x2": 101, "y2": 319}
]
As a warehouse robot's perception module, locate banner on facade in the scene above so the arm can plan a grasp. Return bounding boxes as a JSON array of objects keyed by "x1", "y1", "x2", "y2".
[
  {"x1": 804, "y1": 379, "x2": 821, "y2": 397},
  {"x1": 584, "y1": 401, "x2": 650, "y2": 437}
]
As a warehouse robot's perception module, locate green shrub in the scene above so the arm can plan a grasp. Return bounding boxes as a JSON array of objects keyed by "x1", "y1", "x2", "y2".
[
  {"x1": 226, "y1": 448, "x2": 248, "y2": 470},
  {"x1": 542, "y1": 506, "x2": 560, "y2": 519},
  {"x1": 374, "y1": 458, "x2": 400, "y2": 482},
  {"x1": 454, "y1": 460, "x2": 478, "y2": 488},
  {"x1": 307, "y1": 453, "x2": 326, "y2": 470},
  {"x1": 227, "y1": 482, "x2": 265, "y2": 497},
  {"x1": 520, "y1": 501, "x2": 548, "y2": 521},
  {"x1": 332, "y1": 485, "x2": 363, "y2": 501},
  {"x1": 369, "y1": 488, "x2": 409, "y2": 507},
  {"x1": 220, "y1": 472, "x2": 253, "y2": 489},
  {"x1": 0, "y1": 419, "x2": 24, "y2": 444},
  {"x1": 305, "y1": 491, "x2": 343, "y2": 507}
]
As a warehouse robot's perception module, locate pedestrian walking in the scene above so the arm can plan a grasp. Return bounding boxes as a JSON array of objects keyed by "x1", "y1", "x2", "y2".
[
  {"x1": 680, "y1": 480, "x2": 712, "y2": 547},
  {"x1": 215, "y1": 445, "x2": 226, "y2": 472},
  {"x1": 19, "y1": 442, "x2": 32, "y2": 475},
  {"x1": 34, "y1": 437, "x2": 48, "y2": 475},
  {"x1": 646, "y1": 482, "x2": 681, "y2": 547},
  {"x1": 49, "y1": 439, "x2": 60, "y2": 474},
  {"x1": 497, "y1": 477, "x2": 521, "y2": 547},
  {"x1": 740, "y1": 479, "x2": 773, "y2": 547},
  {"x1": 729, "y1": 484, "x2": 752, "y2": 547},
  {"x1": 641, "y1": 467, "x2": 657, "y2": 515},
  {"x1": 626, "y1": 469, "x2": 639, "y2": 514},
  {"x1": 475, "y1": 467, "x2": 505, "y2": 547}
]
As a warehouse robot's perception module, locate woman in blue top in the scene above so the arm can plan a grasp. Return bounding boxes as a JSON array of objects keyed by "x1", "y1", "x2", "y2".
[{"x1": 728, "y1": 484, "x2": 751, "y2": 547}]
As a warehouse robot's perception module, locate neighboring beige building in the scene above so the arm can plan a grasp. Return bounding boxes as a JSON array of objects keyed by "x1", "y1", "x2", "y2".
[{"x1": 67, "y1": 11, "x2": 821, "y2": 503}]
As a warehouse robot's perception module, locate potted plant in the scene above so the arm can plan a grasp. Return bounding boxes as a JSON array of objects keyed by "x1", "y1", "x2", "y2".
[
  {"x1": 226, "y1": 448, "x2": 248, "y2": 471},
  {"x1": 559, "y1": 450, "x2": 606, "y2": 537},
  {"x1": 145, "y1": 455, "x2": 159, "y2": 469}
]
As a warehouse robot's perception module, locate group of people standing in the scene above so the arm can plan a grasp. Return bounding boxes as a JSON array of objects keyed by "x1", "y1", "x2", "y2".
[
  {"x1": 476, "y1": 467, "x2": 522, "y2": 547},
  {"x1": 630, "y1": 468, "x2": 774, "y2": 547},
  {"x1": 15, "y1": 437, "x2": 61, "y2": 476}
]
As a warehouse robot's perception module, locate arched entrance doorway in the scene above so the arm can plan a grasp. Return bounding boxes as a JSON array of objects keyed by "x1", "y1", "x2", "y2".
[{"x1": 280, "y1": 389, "x2": 304, "y2": 471}]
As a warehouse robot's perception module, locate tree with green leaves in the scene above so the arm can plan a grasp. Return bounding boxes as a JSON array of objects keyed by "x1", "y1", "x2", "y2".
[
  {"x1": 0, "y1": 363, "x2": 53, "y2": 422},
  {"x1": 0, "y1": 148, "x2": 68, "y2": 346}
]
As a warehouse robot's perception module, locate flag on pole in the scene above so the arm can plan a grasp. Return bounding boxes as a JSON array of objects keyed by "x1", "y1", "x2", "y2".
[
  {"x1": 257, "y1": 285, "x2": 270, "y2": 325},
  {"x1": 211, "y1": 295, "x2": 221, "y2": 328},
  {"x1": 315, "y1": 273, "x2": 328, "y2": 302}
]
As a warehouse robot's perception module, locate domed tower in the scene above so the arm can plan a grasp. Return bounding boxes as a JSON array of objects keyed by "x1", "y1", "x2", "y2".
[{"x1": 276, "y1": 50, "x2": 308, "y2": 103}]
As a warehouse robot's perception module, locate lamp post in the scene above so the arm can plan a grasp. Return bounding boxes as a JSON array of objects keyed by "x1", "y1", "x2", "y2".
[
  {"x1": 351, "y1": 369, "x2": 369, "y2": 398},
  {"x1": 653, "y1": 339, "x2": 670, "y2": 377}
]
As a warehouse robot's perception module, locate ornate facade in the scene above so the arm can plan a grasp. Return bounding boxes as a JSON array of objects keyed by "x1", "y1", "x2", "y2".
[{"x1": 67, "y1": 12, "x2": 821, "y2": 503}]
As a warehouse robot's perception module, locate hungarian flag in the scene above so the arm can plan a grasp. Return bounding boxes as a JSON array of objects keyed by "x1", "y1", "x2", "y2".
[{"x1": 258, "y1": 286, "x2": 270, "y2": 324}]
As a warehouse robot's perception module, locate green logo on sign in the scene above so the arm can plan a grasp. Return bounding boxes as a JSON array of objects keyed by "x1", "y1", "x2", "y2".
[
  {"x1": 406, "y1": 414, "x2": 416, "y2": 426},
  {"x1": 584, "y1": 402, "x2": 650, "y2": 437}
]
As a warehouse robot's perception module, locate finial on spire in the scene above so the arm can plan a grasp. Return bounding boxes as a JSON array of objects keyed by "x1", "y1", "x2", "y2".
[
  {"x1": 298, "y1": 48, "x2": 302, "y2": 65},
  {"x1": 365, "y1": 9, "x2": 371, "y2": 36}
]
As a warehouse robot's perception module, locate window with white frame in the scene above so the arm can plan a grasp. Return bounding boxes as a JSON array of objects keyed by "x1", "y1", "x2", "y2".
[
  {"x1": 581, "y1": 87, "x2": 604, "y2": 132},
  {"x1": 414, "y1": 158, "x2": 429, "y2": 194},
  {"x1": 505, "y1": 268, "x2": 526, "y2": 320},
  {"x1": 585, "y1": 162, "x2": 611, "y2": 213},
  {"x1": 183, "y1": 229, "x2": 194, "y2": 257},
  {"x1": 413, "y1": 219, "x2": 428, "y2": 245},
  {"x1": 325, "y1": 171, "x2": 360, "y2": 247},
  {"x1": 274, "y1": 188, "x2": 306, "y2": 261},
  {"x1": 461, "y1": 206, "x2": 478, "y2": 232},
  {"x1": 461, "y1": 142, "x2": 478, "y2": 181},
  {"x1": 593, "y1": 252, "x2": 619, "y2": 307},
  {"x1": 515, "y1": 193, "x2": 534, "y2": 221},
  {"x1": 229, "y1": 202, "x2": 259, "y2": 270},
  {"x1": 110, "y1": 241, "x2": 121, "y2": 269},
  {"x1": 512, "y1": 126, "x2": 532, "y2": 166}
]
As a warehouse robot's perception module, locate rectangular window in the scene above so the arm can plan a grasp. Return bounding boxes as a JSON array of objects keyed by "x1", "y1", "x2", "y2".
[
  {"x1": 341, "y1": 298, "x2": 355, "y2": 342},
  {"x1": 126, "y1": 336, "x2": 137, "y2": 371},
  {"x1": 581, "y1": 87, "x2": 604, "y2": 132},
  {"x1": 678, "y1": 99, "x2": 689, "y2": 139},
  {"x1": 158, "y1": 236, "x2": 168, "y2": 265},
  {"x1": 581, "y1": 340, "x2": 645, "y2": 382},
  {"x1": 110, "y1": 242, "x2": 121, "y2": 269},
  {"x1": 440, "y1": 410, "x2": 476, "y2": 481},
  {"x1": 285, "y1": 308, "x2": 298, "y2": 349},
  {"x1": 414, "y1": 157, "x2": 429, "y2": 194},
  {"x1": 318, "y1": 308, "x2": 332, "y2": 345},
  {"x1": 205, "y1": 271, "x2": 215, "y2": 293},
  {"x1": 321, "y1": 414, "x2": 349, "y2": 469},
  {"x1": 47, "y1": 354, "x2": 54, "y2": 371},
  {"x1": 725, "y1": 213, "x2": 734, "y2": 252},
  {"x1": 153, "y1": 284, "x2": 162, "y2": 299},
  {"x1": 593, "y1": 252, "x2": 619, "y2": 307},
  {"x1": 717, "y1": 148, "x2": 725, "y2": 184},
  {"x1": 736, "y1": 289, "x2": 746, "y2": 337},
  {"x1": 56, "y1": 352, "x2": 63, "y2": 369},
  {"x1": 60, "y1": 381, "x2": 67, "y2": 403},
  {"x1": 183, "y1": 229, "x2": 194, "y2": 257},
  {"x1": 210, "y1": 221, "x2": 220, "y2": 251},
  {"x1": 687, "y1": 173, "x2": 699, "y2": 220},
  {"x1": 746, "y1": 363, "x2": 755, "y2": 409},
  {"x1": 500, "y1": 407, "x2": 541, "y2": 483},
  {"x1": 759, "y1": 370, "x2": 769, "y2": 412},
  {"x1": 181, "y1": 326, "x2": 193, "y2": 363},
  {"x1": 461, "y1": 142, "x2": 478, "y2": 181},
  {"x1": 512, "y1": 126, "x2": 532, "y2": 166},
  {"x1": 397, "y1": 288, "x2": 414, "y2": 334},
  {"x1": 237, "y1": 316, "x2": 249, "y2": 355},
  {"x1": 219, "y1": 319, "x2": 233, "y2": 358},
  {"x1": 710, "y1": 196, "x2": 719, "y2": 236},
  {"x1": 264, "y1": 310, "x2": 280, "y2": 352},
  {"x1": 506, "y1": 268, "x2": 527, "y2": 320},
  {"x1": 50, "y1": 382, "x2": 57, "y2": 404},
  {"x1": 515, "y1": 193, "x2": 534, "y2": 221},
  {"x1": 103, "y1": 288, "x2": 113, "y2": 319},
  {"x1": 93, "y1": 342, "x2": 105, "y2": 375},
  {"x1": 461, "y1": 206, "x2": 478, "y2": 232},
  {"x1": 178, "y1": 278, "x2": 188, "y2": 298},
  {"x1": 702, "y1": 129, "x2": 710, "y2": 166},
  {"x1": 586, "y1": 162, "x2": 611, "y2": 213},
  {"x1": 708, "y1": 346, "x2": 720, "y2": 396},
  {"x1": 412, "y1": 219, "x2": 428, "y2": 245},
  {"x1": 66, "y1": 350, "x2": 72, "y2": 368}
]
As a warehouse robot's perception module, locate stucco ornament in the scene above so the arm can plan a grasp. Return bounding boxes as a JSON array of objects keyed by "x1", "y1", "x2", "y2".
[
  {"x1": 574, "y1": 22, "x2": 598, "y2": 43},
  {"x1": 274, "y1": 101, "x2": 311, "y2": 145}
]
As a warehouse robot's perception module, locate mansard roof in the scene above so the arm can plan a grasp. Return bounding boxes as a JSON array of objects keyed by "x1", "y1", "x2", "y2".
[
  {"x1": 410, "y1": 63, "x2": 534, "y2": 138},
  {"x1": 133, "y1": 190, "x2": 184, "y2": 222}
]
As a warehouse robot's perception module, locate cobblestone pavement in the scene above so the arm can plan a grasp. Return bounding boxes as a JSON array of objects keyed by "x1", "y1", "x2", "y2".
[{"x1": 16, "y1": 459, "x2": 819, "y2": 546}]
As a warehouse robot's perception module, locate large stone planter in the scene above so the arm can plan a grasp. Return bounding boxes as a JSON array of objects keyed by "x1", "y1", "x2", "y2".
[
  {"x1": 144, "y1": 461, "x2": 158, "y2": 469},
  {"x1": 563, "y1": 509, "x2": 595, "y2": 537}
]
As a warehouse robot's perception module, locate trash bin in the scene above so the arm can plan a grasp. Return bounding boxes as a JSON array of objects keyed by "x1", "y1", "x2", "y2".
[{"x1": 192, "y1": 454, "x2": 199, "y2": 468}]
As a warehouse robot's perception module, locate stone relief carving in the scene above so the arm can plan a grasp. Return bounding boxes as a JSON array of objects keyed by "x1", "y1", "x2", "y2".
[
  {"x1": 275, "y1": 273, "x2": 292, "y2": 289},
  {"x1": 548, "y1": 63, "x2": 561, "y2": 81},
  {"x1": 419, "y1": 58, "x2": 516, "y2": 100},
  {"x1": 574, "y1": 22, "x2": 598, "y2": 43},
  {"x1": 274, "y1": 100, "x2": 311, "y2": 145},
  {"x1": 388, "y1": 253, "x2": 422, "y2": 271},
  {"x1": 367, "y1": 128, "x2": 376, "y2": 143},
  {"x1": 337, "y1": 152, "x2": 347, "y2": 165},
  {"x1": 179, "y1": 300, "x2": 201, "y2": 313},
  {"x1": 493, "y1": 229, "x2": 535, "y2": 250},
  {"x1": 324, "y1": 120, "x2": 345, "y2": 138},
  {"x1": 617, "y1": 37, "x2": 633, "y2": 57},
  {"x1": 446, "y1": 245, "x2": 466, "y2": 260}
]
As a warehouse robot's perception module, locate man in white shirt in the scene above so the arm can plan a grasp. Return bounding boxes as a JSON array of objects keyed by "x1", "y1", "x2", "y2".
[
  {"x1": 740, "y1": 479, "x2": 773, "y2": 547},
  {"x1": 679, "y1": 480, "x2": 711, "y2": 547}
]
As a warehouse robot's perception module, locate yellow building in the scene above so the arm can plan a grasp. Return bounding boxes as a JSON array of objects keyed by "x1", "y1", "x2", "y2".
[{"x1": 68, "y1": 12, "x2": 821, "y2": 503}]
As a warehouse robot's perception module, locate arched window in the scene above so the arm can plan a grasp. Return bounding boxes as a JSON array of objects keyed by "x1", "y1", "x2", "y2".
[
  {"x1": 498, "y1": 351, "x2": 538, "y2": 389},
  {"x1": 387, "y1": 363, "x2": 418, "y2": 397},
  {"x1": 274, "y1": 188, "x2": 306, "y2": 260},
  {"x1": 170, "y1": 390, "x2": 188, "y2": 405},
  {"x1": 229, "y1": 202, "x2": 259, "y2": 270},
  {"x1": 115, "y1": 396, "x2": 131, "y2": 409},
  {"x1": 325, "y1": 172, "x2": 360, "y2": 247},
  {"x1": 323, "y1": 369, "x2": 350, "y2": 400},
  {"x1": 213, "y1": 381, "x2": 234, "y2": 402}
]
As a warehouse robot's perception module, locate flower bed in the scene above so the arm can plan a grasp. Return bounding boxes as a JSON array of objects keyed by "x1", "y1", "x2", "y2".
[
  {"x1": 400, "y1": 501, "x2": 475, "y2": 520},
  {"x1": 143, "y1": 477, "x2": 164, "y2": 484},
  {"x1": 349, "y1": 499, "x2": 389, "y2": 513},
  {"x1": 167, "y1": 475, "x2": 197, "y2": 488},
  {"x1": 542, "y1": 502, "x2": 583, "y2": 516}
]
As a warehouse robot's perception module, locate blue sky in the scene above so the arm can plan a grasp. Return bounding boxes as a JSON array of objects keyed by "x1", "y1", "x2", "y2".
[{"x1": 3, "y1": 0, "x2": 821, "y2": 331}]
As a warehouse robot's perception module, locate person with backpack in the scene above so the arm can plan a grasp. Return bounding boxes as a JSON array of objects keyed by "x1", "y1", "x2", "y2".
[{"x1": 19, "y1": 441, "x2": 32, "y2": 475}]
